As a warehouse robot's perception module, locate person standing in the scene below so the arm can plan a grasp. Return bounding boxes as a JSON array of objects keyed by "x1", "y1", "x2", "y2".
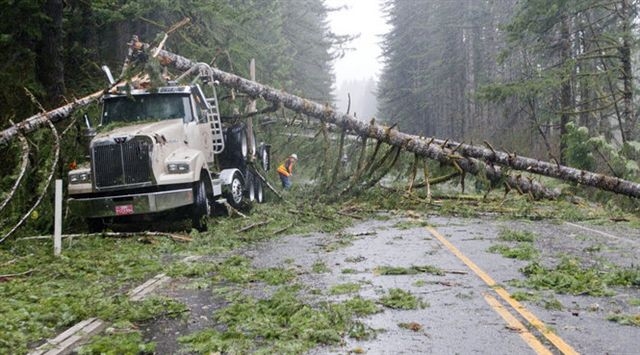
[{"x1": 277, "y1": 154, "x2": 298, "y2": 189}]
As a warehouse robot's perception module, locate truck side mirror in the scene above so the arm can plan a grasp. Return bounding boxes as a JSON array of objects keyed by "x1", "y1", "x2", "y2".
[
  {"x1": 82, "y1": 114, "x2": 96, "y2": 158},
  {"x1": 101, "y1": 65, "x2": 115, "y2": 85}
]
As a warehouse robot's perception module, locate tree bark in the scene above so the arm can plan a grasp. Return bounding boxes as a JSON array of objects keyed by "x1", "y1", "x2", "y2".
[
  {"x1": 559, "y1": 14, "x2": 572, "y2": 164},
  {"x1": 620, "y1": 0, "x2": 635, "y2": 142}
]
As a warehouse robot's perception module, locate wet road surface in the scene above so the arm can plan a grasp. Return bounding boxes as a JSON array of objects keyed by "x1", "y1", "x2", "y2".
[{"x1": 147, "y1": 214, "x2": 640, "y2": 354}]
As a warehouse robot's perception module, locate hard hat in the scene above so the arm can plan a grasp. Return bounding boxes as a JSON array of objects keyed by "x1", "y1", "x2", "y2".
[{"x1": 291, "y1": 153, "x2": 298, "y2": 160}]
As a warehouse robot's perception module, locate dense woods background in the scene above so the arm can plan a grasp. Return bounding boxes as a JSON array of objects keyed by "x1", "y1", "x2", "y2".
[
  {"x1": 378, "y1": 0, "x2": 640, "y2": 176},
  {"x1": 2, "y1": 0, "x2": 640, "y2": 237}
]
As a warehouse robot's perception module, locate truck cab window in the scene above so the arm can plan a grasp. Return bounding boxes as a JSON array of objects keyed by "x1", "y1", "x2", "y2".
[
  {"x1": 102, "y1": 94, "x2": 193, "y2": 124},
  {"x1": 191, "y1": 87, "x2": 209, "y2": 123}
]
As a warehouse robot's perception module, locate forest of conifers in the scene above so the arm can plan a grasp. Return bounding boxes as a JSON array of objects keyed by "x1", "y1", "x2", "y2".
[
  {"x1": 1, "y1": 0, "x2": 640, "y2": 234},
  {"x1": 378, "y1": 0, "x2": 640, "y2": 171}
]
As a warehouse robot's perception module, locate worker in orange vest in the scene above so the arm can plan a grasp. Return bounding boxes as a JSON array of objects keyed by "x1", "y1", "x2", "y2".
[{"x1": 277, "y1": 153, "x2": 298, "y2": 189}]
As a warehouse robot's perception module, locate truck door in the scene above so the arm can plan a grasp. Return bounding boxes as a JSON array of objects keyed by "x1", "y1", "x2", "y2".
[{"x1": 185, "y1": 88, "x2": 215, "y2": 163}]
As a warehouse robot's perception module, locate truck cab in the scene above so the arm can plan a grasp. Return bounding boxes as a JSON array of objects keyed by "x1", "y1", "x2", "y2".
[{"x1": 67, "y1": 65, "x2": 269, "y2": 232}]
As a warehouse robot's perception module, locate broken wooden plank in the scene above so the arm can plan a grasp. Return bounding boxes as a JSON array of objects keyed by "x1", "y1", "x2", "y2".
[{"x1": 28, "y1": 318, "x2": 106, "y2": 355}]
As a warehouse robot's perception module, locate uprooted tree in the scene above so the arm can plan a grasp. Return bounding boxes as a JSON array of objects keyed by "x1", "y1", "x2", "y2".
[{"x1": 2, "y1": 40, "x2": 640, "y2": 228}]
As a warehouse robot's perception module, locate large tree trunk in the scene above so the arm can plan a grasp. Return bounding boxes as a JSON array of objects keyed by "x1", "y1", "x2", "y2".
[
  {"x1": 151, "y1": 47, "x2": 640, "y2": 199},
  {"x1": 559, "y1": 14, "x2": 572, "y2": 164},
  {"x1": 620, "y1": 0, "x2": 636, "y2": 142}
]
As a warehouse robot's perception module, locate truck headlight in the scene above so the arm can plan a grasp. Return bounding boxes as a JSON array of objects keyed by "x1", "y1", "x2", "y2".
[
  {"x1": 69, "y1": 172, "x2": 91, "y2": 184},
  {"x1": 167, "y1": 163, "x2": 190, "y2": 174}
]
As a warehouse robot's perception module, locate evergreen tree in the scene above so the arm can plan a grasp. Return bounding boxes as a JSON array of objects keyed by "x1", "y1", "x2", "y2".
[
  {"x1": 279, "y1": 0, "x2": 336, "y2": 101},
  {"x1": 485, "y1": 0, "x2": 638, "y2": 160},
  {"x1": 378, "y1": 0, "x2": 513, "y2": 142}
]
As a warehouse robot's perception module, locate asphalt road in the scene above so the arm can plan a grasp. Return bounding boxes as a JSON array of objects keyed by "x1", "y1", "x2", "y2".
[{"x1": 139, "y1": 213, "x2": 640, "y2": 354}]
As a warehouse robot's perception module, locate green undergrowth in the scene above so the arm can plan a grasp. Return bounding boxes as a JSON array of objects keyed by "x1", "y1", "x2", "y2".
[
  {"x1": 0, "y1": 197, "x2": 356, "y2": 353},
  {"x1": 607, "y1": 313, "x2": 640, "y2": 327},
  {"x1": 178, "y1": 286, "x2": 379, "y2": 354},
  {"x1": 379, "y1": 288, "x2": 428, "y2": 310},
  {"x1": 512, "y1": 258, "x2": 640, "y2": 297},
  {"x1": 77, "y1": 323, "x2": 157, "y2": 355}
]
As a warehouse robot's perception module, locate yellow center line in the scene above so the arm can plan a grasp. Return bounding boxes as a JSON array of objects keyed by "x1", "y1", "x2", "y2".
[
  {"x1": 483, "y1": 293, "x2": 553, "y2": 355},
  {"x1": 426, "y1": 226, "x2": 579, "y2": 355}
]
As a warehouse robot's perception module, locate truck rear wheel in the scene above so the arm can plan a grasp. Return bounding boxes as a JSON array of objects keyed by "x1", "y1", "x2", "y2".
[
  {"x1": 255, "y1": 179, "x2": 265, "y2": 203},
  {"x1": 246, "y1": 171, "x2": 256, "y2": 202},
  {"x1": 192, "y1": 179, "x2": 211, "y2": 231},
  {"x1": 224, "y1": 171, "x2": 246, "y2": 210},
  {"x1": 258, "y1": 143, "x2": 270, "y2": 171}
]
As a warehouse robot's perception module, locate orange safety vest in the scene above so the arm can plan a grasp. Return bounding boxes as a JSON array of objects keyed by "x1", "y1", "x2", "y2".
[{"x1": 277, "y1": 157, "x2": 296, "y2": 177}]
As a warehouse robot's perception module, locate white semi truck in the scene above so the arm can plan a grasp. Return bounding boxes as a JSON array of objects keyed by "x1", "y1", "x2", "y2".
[{"x1": 67, "y1": 64, "x2": 270, "y2": 231}]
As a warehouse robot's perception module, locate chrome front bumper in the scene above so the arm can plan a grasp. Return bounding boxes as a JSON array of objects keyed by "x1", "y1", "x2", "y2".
[{"x1": 68, "y1": 188, "x2": 194, "y2": 218}]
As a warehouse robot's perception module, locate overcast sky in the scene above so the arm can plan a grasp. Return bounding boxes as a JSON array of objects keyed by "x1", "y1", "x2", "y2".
[{"x1": 326, "y1": 0, "x2": 389, "y2": 84}]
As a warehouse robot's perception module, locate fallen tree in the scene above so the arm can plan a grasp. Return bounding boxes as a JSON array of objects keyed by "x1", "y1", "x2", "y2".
[
  {"x1": 2, "y1": 42, "x2": 640, "y2": 200},
  {"x1": 0, "y1": 90, "x2": 103, "y2": 146},
  {"x1": 152, "y1": 47, "x2": 640, "y2": 199}
]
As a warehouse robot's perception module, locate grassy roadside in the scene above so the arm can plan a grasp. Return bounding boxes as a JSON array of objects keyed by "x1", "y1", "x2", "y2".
[{"x1": 0, "y1": 194, "x2": 358, "y2": 354}]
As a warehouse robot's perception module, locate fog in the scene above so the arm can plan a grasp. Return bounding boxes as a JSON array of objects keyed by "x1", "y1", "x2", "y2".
[{"x1": 327, "y1": 0, "x2": 389, "y2": 119}]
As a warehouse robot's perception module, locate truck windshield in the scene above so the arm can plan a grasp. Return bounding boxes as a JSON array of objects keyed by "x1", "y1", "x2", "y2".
[{"x1": 102, "y1": 94, "x2": 193, "y2": 125}]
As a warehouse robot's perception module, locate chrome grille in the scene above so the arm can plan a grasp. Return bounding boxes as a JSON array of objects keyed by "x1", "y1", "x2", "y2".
[{"x1": 93, "y1": 137, "x2": 152, "y2": 188}]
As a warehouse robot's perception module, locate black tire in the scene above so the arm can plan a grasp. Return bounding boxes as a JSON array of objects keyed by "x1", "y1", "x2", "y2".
[
  {"x1": 246, "y1": 171, "x2": 256, "y2": 202},
  {"x1": 226, "y1": 124, "x2": 248, "y2": 160},
  {"x1": 258, "y1": 143, "x2": 270, "y2": 171},
  {"x1": 220, "y1": 124, "x2": 253, "y2": 172},
  {"x1": 87, "y1": 218, "x2": 104, "y2": 233},
  {"x1": 255, "y1": 178, "x2": 265, "y2": 203},
  {"x1": 224, "y1": 171, "x2": 246, "y2": 210},
  {"x1": 240, "y1": 129, "x2": 249, "y2": 159},
  {"x1": 192, "y1": 179, "x2": 211, "y2": 231}
]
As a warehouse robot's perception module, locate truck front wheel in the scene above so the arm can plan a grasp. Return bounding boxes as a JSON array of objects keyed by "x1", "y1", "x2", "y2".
[
  {"x1": 192, "y1": 179, "x2": 211, "y2": 231},
  {"x1": 87, "y1": 218, "x2": 105, "y2": 233}
]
